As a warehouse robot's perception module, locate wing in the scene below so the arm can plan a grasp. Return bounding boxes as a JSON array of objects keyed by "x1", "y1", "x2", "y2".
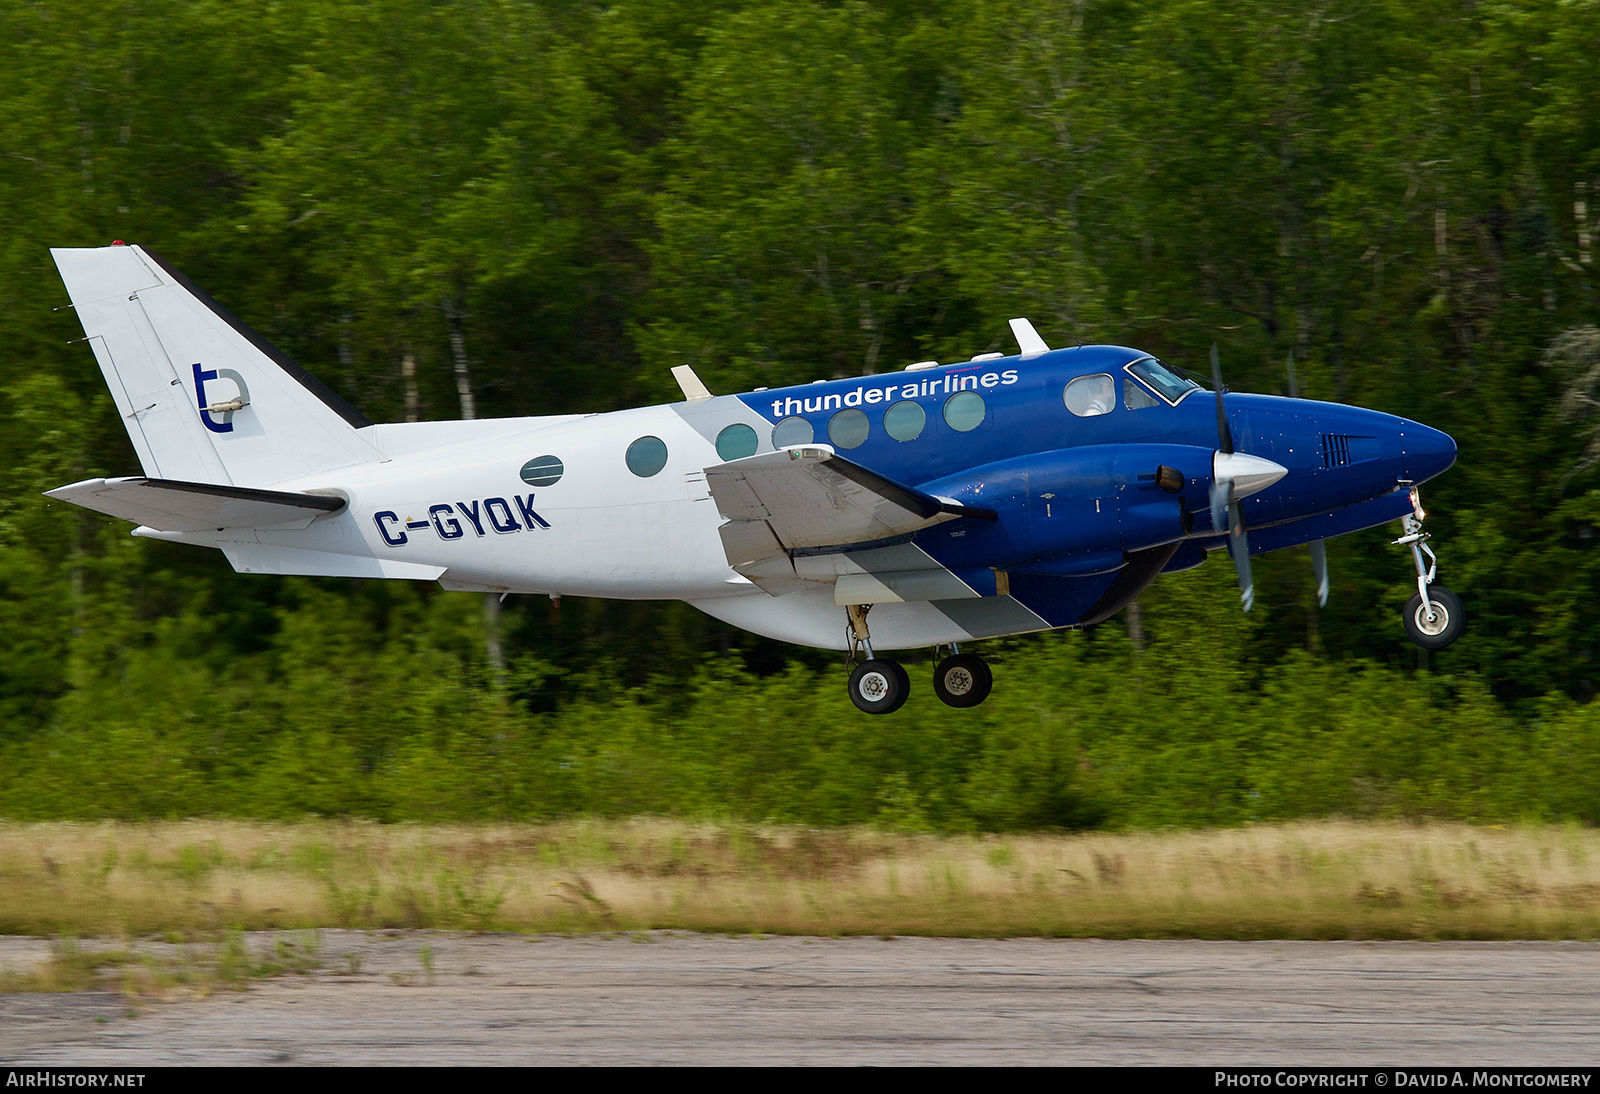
[
  {"x1": 45, "y1": 476, "x2": 345, "y2": 532},
  {"x1": 705, "y1": 444, "x2": 994, "y2": 593}
]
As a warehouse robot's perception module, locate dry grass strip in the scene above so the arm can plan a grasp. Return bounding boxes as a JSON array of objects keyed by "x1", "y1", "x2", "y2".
[{"x1": 1, "y1": 819, "x2": 1598, "y2": 941}]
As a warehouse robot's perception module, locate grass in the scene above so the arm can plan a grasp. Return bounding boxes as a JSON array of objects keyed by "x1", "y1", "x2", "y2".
[
  {"x1": 1, "y1": 819, "x2": 1599, "y2": 941},
  {"x1": 0, "y1": 929, "x2": 321, "y2": 999}
]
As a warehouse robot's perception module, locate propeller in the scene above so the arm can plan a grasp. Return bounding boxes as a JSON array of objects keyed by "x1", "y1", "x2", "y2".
[
  {"x1": 1208, "y1": 344, "x2": 1233, "y2": 536},
  {"x1": 1286, "y1": 349, "x2": 1329, "y2": 608},
  {"x1": 1209, "y1": 344, "x2": 1255, "y2": 611},
  {"x1": 1207, "y1": 344, "x2": 1289, "y2": 613},
  {"x1": 1308, "y1": 539, "x2": 1330, "y2": 608}
]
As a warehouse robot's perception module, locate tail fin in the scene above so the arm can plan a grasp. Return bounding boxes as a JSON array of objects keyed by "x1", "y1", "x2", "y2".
[{"x1": 51, "y1": 243, "x2": 380, "y2": 486}]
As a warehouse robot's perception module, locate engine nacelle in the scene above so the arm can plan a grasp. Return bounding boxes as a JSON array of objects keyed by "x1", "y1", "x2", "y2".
[{"x1": 920, "y1": 443, "x2": 1214, "y2": 569}]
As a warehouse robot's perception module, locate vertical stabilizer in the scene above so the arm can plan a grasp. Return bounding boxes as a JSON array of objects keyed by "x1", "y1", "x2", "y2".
[{"x1": 51, "y1": 244, "x2": 381, "y2": 486}]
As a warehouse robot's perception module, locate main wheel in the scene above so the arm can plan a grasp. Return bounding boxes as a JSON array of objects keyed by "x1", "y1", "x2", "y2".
[
  {"x1": 933, "y1": 653, "x2": 993, "y2": 708},
  {"x1": 1403, "y1": 586, "x2": 1464, "y2": 650},
  {"x1": 849, "y1": 659, "x2": 910, "y2": 715}
]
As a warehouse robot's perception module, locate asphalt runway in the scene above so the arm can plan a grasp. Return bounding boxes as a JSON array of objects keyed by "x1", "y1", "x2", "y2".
[{"x1": 3, "y1": 932, "x2": 1598, "y2": 1065}]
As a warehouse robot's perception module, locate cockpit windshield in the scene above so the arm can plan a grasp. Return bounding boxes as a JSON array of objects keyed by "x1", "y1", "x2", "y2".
[{"x1": 1125, "y1": 357, "x2": 1202, "y2": 405}]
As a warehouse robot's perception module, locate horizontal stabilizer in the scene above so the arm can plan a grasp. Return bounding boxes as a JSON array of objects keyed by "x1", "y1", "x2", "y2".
[
  {"x1": 219, "y1": 542, "x2": 443, "y2": 581},
  {"x1": 46, "y1": 476, "x2": 344, "y2": 532}
]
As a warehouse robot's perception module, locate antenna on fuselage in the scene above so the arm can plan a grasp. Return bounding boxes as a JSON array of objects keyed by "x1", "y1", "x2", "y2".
[
  {"x1": 671, "y1": 365, "x2": 714, "y2": 402},
  {"x1": 1008, "y1": 318, "x2": 1050, "y2": 357}
]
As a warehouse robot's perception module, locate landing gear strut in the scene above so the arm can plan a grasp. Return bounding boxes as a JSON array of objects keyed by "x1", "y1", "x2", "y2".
[
  {"x1": 844, "y1": 604, "x2": 909, "y2": 714},
  {"x1": 842, "y1": 609, "x2": 996, "y2": 713},
  {"x1": 1394, "y1": 486, "x2": 1464, "y2": 650}
]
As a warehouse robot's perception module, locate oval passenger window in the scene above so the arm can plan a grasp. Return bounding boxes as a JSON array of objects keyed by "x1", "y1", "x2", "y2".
[
  {"x1": 625, "y1": 435, "x2": 669, "y2": 477},
  {"x1": 883, "y1": 399, "x2": 925, "y2": 442},
  {"x1": 772, "y1": 415, "x2": 814, "y2": 448},
  {"x1": 828, "y1": 408, "x2": 869, "y2": 449},
  {"x1": 1064, "y1": 374, "x2": 1116, "y2": 417},
  {"x1": 943, "y1": 391, "x2": 986, "y2": 432},
  {"x1": 519, "y1": 455, "x2": 564, "y2": 487},
  {"x1": 715, "y1": 423, "x2": 758, "y2": 461}
]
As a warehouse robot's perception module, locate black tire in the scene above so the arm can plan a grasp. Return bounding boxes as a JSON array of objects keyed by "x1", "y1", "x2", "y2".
[
  {"x1": 1403, "y1": 586, "x2": 1465, "y2": 650},
  {"x1": 849, "y1": 659, "x2": 910, "y2": 715},
  {"x1": 933, "y1": 653, "x2": 993, "y2": 708},
  {"x1": 887, "y1": 659, "x2": 911, "y2": 702}
]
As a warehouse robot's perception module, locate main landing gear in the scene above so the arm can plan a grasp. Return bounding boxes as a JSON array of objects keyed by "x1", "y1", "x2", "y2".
[
  {"x1": 932, "y1": 651, "x2": 993, "y2": 708},
  {"x1": 844, "y1": 605, "x2": 992, "y2": 714},
  {"x1": 1394, "y1": 486, "x2": 1465, "y2": 650}
]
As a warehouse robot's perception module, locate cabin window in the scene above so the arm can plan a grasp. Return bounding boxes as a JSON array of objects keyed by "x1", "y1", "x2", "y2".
[
  {"x1": 1064, "y1": 374, "x2": 1115, "y2": 417},
  {"x1": 883, "y1": 399, "x2": 926, "y2": 442},
  {"x1": 1124, "y1": 357, "x2": 1201, "y2": 405},
  {"x1": 519, "y1": 455, "x2": 564, "y2": 486},
  {"x1": 772, "y1": 415, "x2": 814, "y2": 448},
  {"x1": 715, "y1": 423, "x2": 758, "y2": 461},
  {"x1": 943, "y1": 391, "x2": 986, "y2": 432},
  {"x1": 625, "y1": 435, "x2": 669, "y2": 477},
  {"x1": 1124, "y1": 378, "x2": 1159, "y2": 410},
  {"x1": 828, "y1": 408, "x2": 869, "y2": 449}
]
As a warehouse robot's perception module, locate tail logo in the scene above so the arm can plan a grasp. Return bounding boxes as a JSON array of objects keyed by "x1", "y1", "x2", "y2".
[{"x1": 193, "y1": 362, "x2": 252, "y2": 433}]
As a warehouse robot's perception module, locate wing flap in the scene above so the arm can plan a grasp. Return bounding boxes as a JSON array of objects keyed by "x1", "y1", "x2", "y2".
[
  {"x1": 705, "y1": 445, "x2": 996, "y2": 594},
  {"x1": 46, "y1": 476, "x2": 344, "y2": 532},
  {"x1": 706, "y1": 445, "x2": 991, "y2": 552}
]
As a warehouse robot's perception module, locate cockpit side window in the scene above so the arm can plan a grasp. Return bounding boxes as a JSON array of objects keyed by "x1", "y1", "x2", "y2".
[
  {"x1": 1124, "y1": 357, "x2": 1201, "y2": 406},
  {"x1": 1063, "y1": 374, "x2": 1116, "y2": 417},
  {"x1": 1125, "y1": 378, "x2": 1159, "y2": 410}
]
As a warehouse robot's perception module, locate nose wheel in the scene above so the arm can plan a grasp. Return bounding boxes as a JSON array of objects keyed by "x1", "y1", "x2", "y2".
[
  {"x1": 1393, "y1": 486, "x2": 1465, "y2": 650},
  {"x1": 1404, "y1": 586, "x2": 1464, "y2": 649}
]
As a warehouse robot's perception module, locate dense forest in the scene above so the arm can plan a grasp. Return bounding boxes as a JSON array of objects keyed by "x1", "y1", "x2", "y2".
[{"x1": 2, "y1": 0, "x2": 1599, "y2": 826}]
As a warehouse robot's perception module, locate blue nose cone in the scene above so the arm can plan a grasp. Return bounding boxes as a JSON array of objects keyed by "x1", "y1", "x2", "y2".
[{"x1": 1402, "y1": 420, "x2": 1456, "y2": 483}]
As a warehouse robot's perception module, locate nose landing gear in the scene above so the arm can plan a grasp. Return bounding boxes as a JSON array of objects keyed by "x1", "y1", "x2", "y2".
[{"x1": 1393, "y1": 486, "x2": 1465, "y2": 650}]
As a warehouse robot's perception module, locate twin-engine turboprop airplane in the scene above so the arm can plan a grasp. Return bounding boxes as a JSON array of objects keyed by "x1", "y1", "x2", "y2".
[{"x1": 47, "y1": 243, "x2": 1461, "y2": 713}]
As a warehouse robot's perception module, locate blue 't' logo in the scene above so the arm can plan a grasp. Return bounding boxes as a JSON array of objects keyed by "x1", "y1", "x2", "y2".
[{"x1": 193, "y1": 362, "x2": 251, "y2": 433}]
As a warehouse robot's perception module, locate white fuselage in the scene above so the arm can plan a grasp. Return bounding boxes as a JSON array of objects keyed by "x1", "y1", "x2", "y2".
[
  {"x1": 205, "y1": 404, "x2": 980, "y2": 652},
  {"x1": 275, "y1": 405, "x2": 740, "y2": 599}
]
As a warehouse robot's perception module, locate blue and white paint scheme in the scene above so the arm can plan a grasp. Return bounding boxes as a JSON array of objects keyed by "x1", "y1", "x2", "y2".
[{"x1": 45, "y1": 243, "x2": 1461, "y2": 713}]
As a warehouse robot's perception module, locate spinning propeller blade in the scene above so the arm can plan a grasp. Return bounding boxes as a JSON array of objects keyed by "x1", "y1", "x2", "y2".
[
  {"x1": 1286, "y1": 350, "x2": 1330, "y2": 609},
  {"x1": 1210, "y1": 344, "x2": 1233, "y2": 454},
  {"x1": 1208, "y1": 344, "x2": 1231, "y2": 535},
  {"x1": 1309, "y1": 538, "x2": 1329, "y2": 608},
  {"x1": 1210, "y1": 343, "x2": 1257, "y2": 612},
  {"x1": 1229, "y1": 501, "x2": 1254, "y2": 613}
]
